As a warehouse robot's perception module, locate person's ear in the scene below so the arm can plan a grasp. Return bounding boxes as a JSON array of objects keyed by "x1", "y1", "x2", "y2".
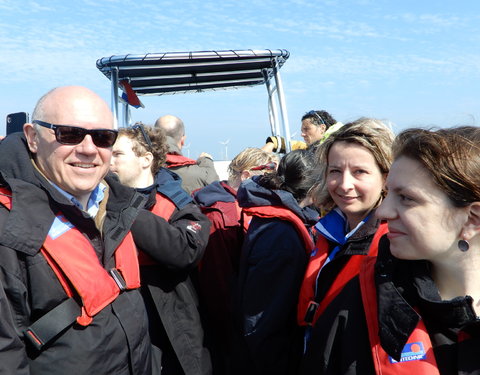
[
  {"x1": 142, "y1": 152, "x2": 154, "y2": 170},
  {"x1": 24, "y1": 123, "x2": 39, "y2": 153},
  {"x1": 179, "y1": 135, "x2": 186, "y2": 148},
  {"x1": 241, "y1": 170, "x2": 251, "y2": 181},
  {"x1": 461, "y1": 202, "x2": 480, "y2": 241}
]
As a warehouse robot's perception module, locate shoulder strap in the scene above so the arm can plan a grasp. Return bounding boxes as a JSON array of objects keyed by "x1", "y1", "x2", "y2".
[
  {"x1": 151, "y1": 192, "x2": 177, "y2": 220},
  {"x1": 298, "y1": 222, "x2": 388, "y2": 326},
  {"x1": 242, "y1": 205, "x2": 313, "y2": 251},
  {"x1": 138, "y1": 192, "x2": 177, "y2": 266},
  {"x1": 360, "y1": 257, "x2": 440, "y2": 375}
]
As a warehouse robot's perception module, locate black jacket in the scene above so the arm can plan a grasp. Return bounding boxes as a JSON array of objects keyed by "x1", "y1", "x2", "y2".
[
  {"x1": 0, "y1": 133, "x2": 152, "y2": 374},
  {"x1": 300, "y1": 236, "x2": 480, "y2": 375},
  {"x1": 131, "y1": 167, "x2": 212, "y2": 375},
  {"x1": 231, "y1": 177, "x2": 318, "y2": 375}
]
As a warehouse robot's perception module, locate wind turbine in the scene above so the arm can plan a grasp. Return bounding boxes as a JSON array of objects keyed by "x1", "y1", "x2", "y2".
[
  {"x1": 219, "y1": 139, "x2": 230, "y2": 160},
  {"x1": 183, "y1": 143, "x2": 191, "y2": 158}
]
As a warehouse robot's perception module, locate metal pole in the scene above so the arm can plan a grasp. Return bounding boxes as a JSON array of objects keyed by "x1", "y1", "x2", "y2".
[
  {"x1": 272, "y1": 58, "x2": 291, "y2": 152},
  {"x1": 110, "y1": 67, "x2": 119, "y2": 130},
  {"x1": 263, "y1": 69, "x2": 280, "y2": 136},
  {"x1": 123, "y1": 101, "x2": 130, "y2": 127}
]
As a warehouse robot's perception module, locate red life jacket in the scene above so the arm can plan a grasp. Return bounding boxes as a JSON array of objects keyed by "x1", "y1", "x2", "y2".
[
  {"x1": 297, "y1": 222, "x2": 388, "y2": 326},
  {"x1": 166, "y1": 153, "x2": 197, "y2": 168},
  {"x1": 242, "y1": 205, "x2": 314, "y2": 252},
  {"x1": 206, "y1": 199, "x2": 249, "y2": 234},
  {"x1": 137, "y1": 192, "x2": 176, "y2": 265},
  {"x1": 0, "y1": 187, "x2": 140, "y2": 328},
  {"x1": 359, "y1": 256, "x2": 440, "y2": 375}
]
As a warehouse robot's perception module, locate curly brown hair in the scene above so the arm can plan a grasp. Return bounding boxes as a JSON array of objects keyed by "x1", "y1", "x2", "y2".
[{"x1": 118, "y1": 122, "x2": 168, "y2": 175}]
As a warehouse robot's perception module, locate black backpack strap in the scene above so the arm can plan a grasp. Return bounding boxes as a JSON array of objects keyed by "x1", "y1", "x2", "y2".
[{"x1": 24, "y1": 298, "x2": 81, "y2": 351}]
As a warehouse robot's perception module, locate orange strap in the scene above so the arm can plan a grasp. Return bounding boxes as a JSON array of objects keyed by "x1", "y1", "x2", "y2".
[
  {"x1": 242, "y1": 205, "x2": 313, "y2": 251},
  {"x1": 297, "y1": 222, "x2": 388, "y2": 326},
  {"x1": 0, "y1": 186, "x2": 140, "y2": 326},
  {"x1": 360, "y1": 257, "x2": 440, "y2": 375},
  {"x1": 138, "y1": 192, "x2": 177, "y2": 266}
]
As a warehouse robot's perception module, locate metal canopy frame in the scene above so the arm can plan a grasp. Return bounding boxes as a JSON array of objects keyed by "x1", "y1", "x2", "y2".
[{"x1": 96, "y1": 49, "x2": 292, "y2": 152}]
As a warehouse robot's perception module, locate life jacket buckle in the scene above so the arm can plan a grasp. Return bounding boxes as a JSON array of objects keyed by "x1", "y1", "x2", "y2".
[
  {"x1": 304, "y1": 301, "x2": 319, "y2": 326},
  {"x1": 109, "y1": 268, "x2": 127, "y2": 291}
]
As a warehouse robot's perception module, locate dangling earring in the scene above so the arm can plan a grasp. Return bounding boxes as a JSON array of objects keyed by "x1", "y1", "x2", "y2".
[{"x1": 458, "y1": 239, "x2": 470, "y2": 252}]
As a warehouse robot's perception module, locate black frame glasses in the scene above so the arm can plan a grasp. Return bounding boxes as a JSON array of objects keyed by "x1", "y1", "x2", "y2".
[
  {"x1": 306, "y1": 110, "x2": 326, "y2": 126},
  {"x1": 132, "y1": 123, "x2": 153, "y2": 151},
  {"x1": 33, "y1": 120, "x2": 118, "y2": 148}
]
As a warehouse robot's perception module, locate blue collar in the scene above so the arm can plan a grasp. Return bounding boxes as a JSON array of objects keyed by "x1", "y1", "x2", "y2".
[
  {"x1": 51, "y1": 182, "x2": 107, "y2": 218},
  {"x1": 314, "y1": 207, "x2": 371, "y2": 267}
]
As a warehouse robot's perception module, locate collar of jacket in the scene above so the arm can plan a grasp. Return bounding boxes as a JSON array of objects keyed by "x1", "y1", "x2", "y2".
[
  {"x1": 374, "y1": 237, "x2": 479, "y2": 360},
  {"x1": 0, "y1": 135, "x2": 145, "y2": 259}
]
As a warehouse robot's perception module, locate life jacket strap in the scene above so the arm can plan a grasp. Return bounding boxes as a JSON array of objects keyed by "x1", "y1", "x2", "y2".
[{"x1": 24, "y1": 298, "x2": 80, "y2": 351}]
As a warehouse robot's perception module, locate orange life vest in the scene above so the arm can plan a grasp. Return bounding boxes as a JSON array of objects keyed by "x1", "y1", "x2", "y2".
[
  {"x1": 297, "y1": 222, "x2": 388, "y2": 326},
  {"x1": 0, "y1": 187, "x2": 140, "y2": 329},
  {"x1": 137, "y1": 192, "x2": 177, "y2": 265},
  {"x1": 166, "y1": 153, "x2": 197, "y2": 168},
  {"x1": 359, "y1": 256, "x2": 440, "y2": 374},
  {"x1": 242, "y1": 205, "x2": 314, "y2": 251}
]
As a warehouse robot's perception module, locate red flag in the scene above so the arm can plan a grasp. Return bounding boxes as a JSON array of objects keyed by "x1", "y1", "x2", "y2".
[{"x1": 119, "y1": 80, "x2": 144, "y2": 108}]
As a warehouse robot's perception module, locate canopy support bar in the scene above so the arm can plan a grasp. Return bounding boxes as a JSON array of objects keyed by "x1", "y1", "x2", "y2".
[
  {"x1": 110, "y1": 67, "x2": 119, "y2": 129},
  {"x1": 272, "y1": 58, "x2": 291, "y2": 153}
]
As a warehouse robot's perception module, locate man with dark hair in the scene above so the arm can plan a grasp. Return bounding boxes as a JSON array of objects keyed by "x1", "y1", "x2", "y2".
[
  {"x1": 262, "y1": 109, "x2": 343, "y2": 153},
  {"x1": 155, "y1": 114, "x2": 219, "y2": 194},
  {"x1": 0, "y1": 86, "x2": 152, "y2": 374}
]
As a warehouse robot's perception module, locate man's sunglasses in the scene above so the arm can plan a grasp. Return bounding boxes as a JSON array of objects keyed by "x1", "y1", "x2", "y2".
[
  {"x1": 306, "y1": 110, "x2": 326, "y2": 126},
  {"x1": 33, "y1": 120, "x2": 118, "y2": 148},
  {"x1": 132, "y1": 123, "x2": 153, "y2": 150}
]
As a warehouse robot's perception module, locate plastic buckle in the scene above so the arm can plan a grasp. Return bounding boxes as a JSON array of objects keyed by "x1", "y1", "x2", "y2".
[
  {"x1": 304, "y1": 301, "x2": 319, "y2": 326},
  {"x1": 109, "y1": 268, "x2": 127, "y2": 291},
  {"x1": 24, "y1": 329, "x2": 44, "y2": 351}
]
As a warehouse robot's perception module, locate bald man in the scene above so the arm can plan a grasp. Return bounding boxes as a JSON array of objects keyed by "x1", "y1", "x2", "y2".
[
  {"x1": 155, "y1": 114, "x2": 219, "y2": 194},
  {"x1": 0, "y1": 86, "x2": 152, "y2": 374}
]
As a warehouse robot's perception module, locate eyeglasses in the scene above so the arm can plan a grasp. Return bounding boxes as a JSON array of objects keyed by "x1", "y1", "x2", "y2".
[
  {"x1": 250, "y1": 162, "x2": 277, "y2": 171},
  {"x1": 132, "y1": 123, "x2": 153, "y2": 150},
  {"x1": 33, "y1": 120, "x2": 118, "y2": 148},
  {"x1": 306, "y1": 110, "x2": 326, "y2": 126}
]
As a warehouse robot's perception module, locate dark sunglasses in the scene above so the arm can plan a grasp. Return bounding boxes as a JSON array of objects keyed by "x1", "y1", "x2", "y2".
[
  {"x1": 306, "y1": 110, "x2": 326, "y2": 126},
  {"x1": 132, "y1": 123, "x2": 153, "y2": 150},
  {"x1": 33, "y1": 120, "x2": 118, "y2": 148}
]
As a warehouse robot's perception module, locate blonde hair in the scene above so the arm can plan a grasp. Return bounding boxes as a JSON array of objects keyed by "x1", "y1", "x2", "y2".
[
  {"x1": 312, "y1": 117, "x2": 394, "y2": 211},
  {"x1": 228, "y1": 147, "x2": 276, "y2": 183}
]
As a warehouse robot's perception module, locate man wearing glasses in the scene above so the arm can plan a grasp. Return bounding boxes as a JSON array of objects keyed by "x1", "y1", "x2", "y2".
[{"x1": 0, "y1": 86, "x2": 152, "y2": 374}]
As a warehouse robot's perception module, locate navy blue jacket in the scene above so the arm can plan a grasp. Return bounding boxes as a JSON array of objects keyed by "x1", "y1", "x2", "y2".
[{"x1": 231, "y1": 177, "x2": 318, "y2": 375}]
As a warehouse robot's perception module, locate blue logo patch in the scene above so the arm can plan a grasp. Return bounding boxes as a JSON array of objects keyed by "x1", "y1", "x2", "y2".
[
  {"x1": 389, "y1": 342, "x2": 427, "y2": 363},
  {"x1": 48, "y1": 215, "x2": 74, "y2": 240}
]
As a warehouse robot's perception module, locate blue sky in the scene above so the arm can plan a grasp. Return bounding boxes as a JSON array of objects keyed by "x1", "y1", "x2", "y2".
[{"x1": 1, "y1": 0, "x2": 479, "y2": 160}]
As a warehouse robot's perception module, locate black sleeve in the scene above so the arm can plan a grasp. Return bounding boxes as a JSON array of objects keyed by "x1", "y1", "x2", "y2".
[
  {"x1": 131, "y1": 202, "x2": 211, "y2": 270},
  {"x1": 239, "y1": 219, "x2": 307, "y2": 373},
  {"x1": 0, "y1": 205, "x2": 30, "y2": 374}
]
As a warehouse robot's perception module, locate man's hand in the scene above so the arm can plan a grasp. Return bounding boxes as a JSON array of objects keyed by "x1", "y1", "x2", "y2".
[{"x1": 199, "y1": 152, "x2": 213, "y2": 160}]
